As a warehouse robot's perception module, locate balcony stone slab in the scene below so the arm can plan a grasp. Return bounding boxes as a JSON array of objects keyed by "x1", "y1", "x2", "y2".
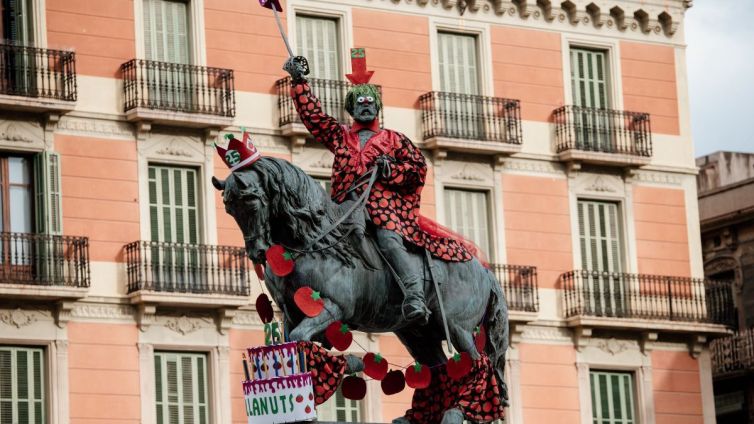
[
  {"x1": 0, "y1": 94, "x2": 76, "y2": 114},
  {"x1": 421, "y1": 136, "x2": 522, "y2": 156},
  {"x1": 0, "y1": 284, "x2": 88, "y2": 301},
  {"x1": 557, "y1": 149, "x2": 651, "y2": 168},
  {"x1": 125, "y1": 108, "x2": 234, "y2": 129}
]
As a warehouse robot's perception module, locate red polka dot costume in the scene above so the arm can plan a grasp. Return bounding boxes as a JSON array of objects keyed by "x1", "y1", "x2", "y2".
[{"x1": 291, "y1": 81, "x2": 472, "y2": 262}]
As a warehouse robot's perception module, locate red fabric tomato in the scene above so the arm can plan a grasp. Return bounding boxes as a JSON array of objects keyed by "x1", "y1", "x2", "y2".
[
  {"x1": 341, "y1": 375, "x2": 367, "y2": 400},
  {"x1": 474, "y1": 325, "x2": 487, "y2": 353},
  {"x1": 405, "y1": 362, "x2": 431, "y2": 389},
  {"x1": 381, "y1": 370, "x2": 405, "y2": 395},
  {"x1": 363, "y1": 352, "x2": 388, "y2": 380},
  {"x1": 265, "y1": 244, "x2": 295, "y2": 277},
  {"x1": 325, "y1": 321, "x2": 353, "y2": 351},
  {"x1": 293, "y1": 286, "x2": 324, "y2": 317},
  {"x1": 255, "y1": 293, "x2": 274, "y2": 324},
  {"x1": 446, "y1": 352, "x2": 472, "y2": 381}
]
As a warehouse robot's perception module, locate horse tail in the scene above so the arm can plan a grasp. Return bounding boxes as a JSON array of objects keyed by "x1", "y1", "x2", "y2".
[{"x1": 484, "y1": 267, "x2": 509, "y2": 404}]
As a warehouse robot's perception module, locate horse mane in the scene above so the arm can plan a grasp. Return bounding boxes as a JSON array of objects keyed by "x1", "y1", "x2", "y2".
[{"x1": 226, "y1": 157, "x2": 357, "y2": 267}]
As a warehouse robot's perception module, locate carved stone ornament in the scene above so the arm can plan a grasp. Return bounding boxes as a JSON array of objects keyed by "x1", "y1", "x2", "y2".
[
  {"x1": 596, "y1": 337, "x2": 631, "y2": 355},
  {"x1": 0, "y1": 308, "x2": 39, "y2": 328},
  {"x1": 586, "y1": 176, "x2": 617, "y2": 193},
  {"x1": 450, "y1": 164, "x2": 487, "y2": 182},
  {"x1": 155, "y1": 138, "x2": 195, "y2": 158},
  {"x1": 165, "y1": 315, "x2": 204, "y2": 335}
]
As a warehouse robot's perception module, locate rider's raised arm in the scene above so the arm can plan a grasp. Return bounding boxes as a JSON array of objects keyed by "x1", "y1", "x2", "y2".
[
  {"x1": 383, "y1": 134, "x2": 427, "y2": 193},
  {"x1": 290, "y1": 81, "x2": 344, "y2": 154}
]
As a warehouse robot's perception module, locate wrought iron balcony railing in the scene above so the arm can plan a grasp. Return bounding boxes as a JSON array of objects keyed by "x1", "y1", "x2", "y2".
[
  {"x1": 124, "y1": 241, "x2": 250, "y2": 296},
  {"x1": 121, "y1": 59, "x2": 235, "y2": 117},
  {"x1": 276, "y1": 76, "x2": 383, "y2": 128},
  {"x1": 561, "y1": 270, "x2": 734, "y2": 324},
  {"x1": 553, "y1": 105, "x2": 652, "y2": 157},
  {"x1": 491, "y1": 263, "x2": 539, "y2": 313},
  {"x1": 711, "y1": 329, "x2": 754, "y2": 377},
  {"x1": 0, "y1": 42, "x2": 77, "y2": 101},
  {"x1": 0, "y1": 232, "x2": 90, "y2": 288},
  {"x1": 419, "y1": 91, "x2": 522, "y2": 144}
]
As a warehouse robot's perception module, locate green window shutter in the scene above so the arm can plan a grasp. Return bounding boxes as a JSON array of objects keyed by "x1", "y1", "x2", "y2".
[
  {"x1": 143, "y1": 0, "x2": 189, "y2": 63},
  {"x1": 578, "y1": 200, "x2": 621, "y2": 273},
  {"x1": 148, "y1": 165, "x2": 199, "y2": 244},
  {"x1": 3, "y1": 0, "x2": 33, "y2": 44},
  {"x1": 590, "y1": 370, "x2": 635, "y2": 424},
  {"x1": 570, "y1": 48, "x2": 608, "y2": 109},
  {"x1": 0, "y1": 347, "x2": 45, "y2": 424},
  {"x1": 33, "y1": 152, "x2": 62, "y2": 235},
  {"x1": 317, "y1": 384, "x2": 361, "y2": 422},
  {"x1": 296, "y1": 15, "x2": 340, "y2": 80},
  {"x1": 438, "y1": 32, "x2": 479, "y2": 95},
  {"x1": 443, "y1": 188, "x2": 491, "y2": 257},
  {"x1": 155, "y1": 352, "x2": 209, "y2": 424}
]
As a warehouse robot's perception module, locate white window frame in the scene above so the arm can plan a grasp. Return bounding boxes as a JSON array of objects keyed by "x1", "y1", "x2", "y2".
[
  {"x1": 153, "y1": 350, "x2": 210, "y2": 424},
  {"x1": 561, "y1": 34, "x2": 623, "y2": 110},
  {"x1": 442, "y1": 185, "x2": 495, "y2": 260},
  {"x1": 0, "y1": 345, "x2": 46, "y2": 424},
  {"x1": 133, "y1": 0, "x2": 207, "y2": 65},
  {"x1": 589, "y1": 369, "x2": 638, "y2": 424},
  {"x1": 429, "y1": 18, "x2": 493, "y2": 96},
  {"x1": 576, "y1": 198, "x2": 626, "y2": 273},
  {"x1": 286, "y1": 1, "x2": 353, "y2": 79}
]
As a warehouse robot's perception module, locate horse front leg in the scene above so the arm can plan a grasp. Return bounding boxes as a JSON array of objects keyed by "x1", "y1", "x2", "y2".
[{"x1": 288, "y1": 298, "x2": 343, "y2": 342}]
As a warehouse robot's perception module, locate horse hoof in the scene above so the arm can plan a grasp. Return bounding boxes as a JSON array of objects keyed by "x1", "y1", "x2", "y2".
[
  {"x1": 391, "y1": 417, "x2": 411, "y2": 424},
  {"x1": 441, "y1": 408, "x2": 464, "y2": 424}
]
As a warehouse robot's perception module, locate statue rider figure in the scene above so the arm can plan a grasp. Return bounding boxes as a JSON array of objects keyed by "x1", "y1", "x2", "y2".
[{"x1": 284, "y1": 51, "x2": 472, "y2": 325}]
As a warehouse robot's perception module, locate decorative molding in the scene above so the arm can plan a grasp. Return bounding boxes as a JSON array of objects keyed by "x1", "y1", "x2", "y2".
[
  {"x1": 232, "y1": 310, "x2": 265, "y2": 327},
  {"x1": 449, "y1": 164, "x2": 486, "y2": 182},
  {"x1": 57, "y1": 116, "x2": 134, "y2": 139},
  {"x1": 633, "y1": 170, "x2": 683, "y2": 186},
  {"x1": 0, "y1": 308, "x2": 41, "y2": 328},
  {"x1": 165, "y1": 315, "x2": 206, "y2": 335},
  {"x1": 310, "y1": 151, "x2": 334, "y2": 170},
  {"x1": 520, "y1": 325, "x2": 572, "y2": 343},
  {"x1": 155, "y1": 139, "x2": 194, "y2": 158},
  {"x1": 70, "y1": 303, "x2": 135, "y2": 321},
  {"x1": 586, "y1": 175, "x2": 618, "y2": 193},
  {"x1": 0, "y1": 121, "x2": 39, "y2": 143},
  {"x1": 500, "y1": 158, "x2": 564, "y2": 176},
  {"x1": 595, "y1": 337, "x2": 632, "y2": 355}
]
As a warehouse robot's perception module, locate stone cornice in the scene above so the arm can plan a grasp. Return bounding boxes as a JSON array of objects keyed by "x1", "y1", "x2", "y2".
[{"x1": 380, "y1": 0, "x2": 688, "y2": 38}]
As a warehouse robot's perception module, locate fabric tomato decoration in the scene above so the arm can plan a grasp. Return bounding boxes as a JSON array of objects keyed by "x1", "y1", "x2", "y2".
[
  {"x1": 255, "y1": 293, "x2": 274, "y2": 323},
  {"x1": 474, "y1": 325, "x2": 487, "y2": 353},
  {"x1": 325, "y1": 321, "x2": 352, "y2": 351},
  {"x1": 265, "y1": 244, "x2": 295, "y2": 277},
  {"x1": 294, "y1": 286, "x2": 324, "y2": 317},
  {"x1": 381, "y1": 370, "x2": 405, "y2": 395},
  {"x1": 446, "y1": 352, "x2": 472, "y2": 381},
  {"x1": 341, "y1": 375, "x2": 366, "y2": 400},
  {"x1": 363, "y1": 352, "x2": 388, "y2": 380},
  {"x1": 405, "y1": 362, "x2": 431, "y2": 389}
]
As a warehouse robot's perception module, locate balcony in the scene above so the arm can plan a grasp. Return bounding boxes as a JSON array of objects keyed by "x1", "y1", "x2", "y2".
[
  {"x1": 561, "y1": 270, "x2": 732, "y2": 335},
  {"x1": 125, "y1": 240, "x2": 251, "y2": 310},
  {"x1": 0, "y1": 42, "x2": 76, "y2": 113},
  {"x1": 0, "y1": 232, "x2": 89, "y2": 300},
  {"x1": 711, "y1": 329, "x2": 754, "y2": 378},
  {"x1": 491, "y1": 264, "x2": 539, "y2": 322},
  {"x1": 276, "y1": 77, "x2": 383, "y2": 143},
  {"x1": 419, "y1": 91, "x2": 522, "y2": 156},
  {"x1": 553, "y1": 106, "x2": 652, "y2": 167},
  {"x1": 121, "y1": 59, "x2": 235, "y2": 128}
]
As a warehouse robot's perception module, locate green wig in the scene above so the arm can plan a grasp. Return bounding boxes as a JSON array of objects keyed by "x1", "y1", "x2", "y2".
[{"x1": 344, "y1": 84, "x2": 382, "y2": 115}]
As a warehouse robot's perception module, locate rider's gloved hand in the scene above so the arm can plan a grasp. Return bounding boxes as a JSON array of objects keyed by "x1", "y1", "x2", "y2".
[
  {"x1": 375, "y1": 155, "x2": 394, "y2": 180},
  {"x1": 283, "y1": 56, "x2": 309, "y2": 82}
]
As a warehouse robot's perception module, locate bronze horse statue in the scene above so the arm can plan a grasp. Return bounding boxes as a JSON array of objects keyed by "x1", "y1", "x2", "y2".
[{"x1": 213, "y1": 156, "x2": 508, "y2": 423}]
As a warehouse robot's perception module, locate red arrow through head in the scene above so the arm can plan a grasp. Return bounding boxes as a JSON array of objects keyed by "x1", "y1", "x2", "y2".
[{"x1": 346, "y1": 48, "x2": 374, "y2": 85}]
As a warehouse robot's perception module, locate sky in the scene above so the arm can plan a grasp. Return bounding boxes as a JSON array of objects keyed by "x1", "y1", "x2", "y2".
[{"x1": 685, "y1": 0, "x2": 754, "y2": 157}]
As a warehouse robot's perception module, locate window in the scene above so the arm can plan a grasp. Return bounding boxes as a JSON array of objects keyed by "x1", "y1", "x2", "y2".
[
  {"x1": 570, "y1": 48, "x2": 611, "y2": 150},
  {"x1": 295, "y1": 15, "x2": 341, "y2": 80},
  {"x1": 577, "y1": 200, "x2": 625, "y2": 316},
  {"x1": 0, "y1": 155, "x2": 32, "y2": 234},
  {"x1": 590, "y1": 370, "x2": 636, "y2": 424},
  {"x1": 444, "y1": 188, "x2": 491, "y2": 257},
  {"x1": 317, "y1": 386, "x2": 361, "y2": 422},
  {"x1": 154, "y1": 352, "x2": 209, "y2": 424},
  {"x1": 437, "y1": 32, "x2": 485, "y2": 138},
  {"x1": 148, "y1": 165, "x2": 199, "y2": 244},
  {"x1": 0, "y1": 346, "x2": 45, "y2": 424}
]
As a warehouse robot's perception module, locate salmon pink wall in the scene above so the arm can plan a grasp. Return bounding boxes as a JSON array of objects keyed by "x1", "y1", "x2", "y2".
[
  {"x1": 68, "y1": 322, "x2": 140, "y2": 423},
  {"x1": 633, "y1": 186, "x2": 690, "y2": 277},
  {"x1": 491, "y1": 26, "x2": 563, "y2": 122},
  {"x1": 47, "y1": 0, "x2": 135, "y2": 78},
  {"x1": 57, "y1": 135, "x2": 140, "y2": 262},
  {"x1": 651, "y1": 350, "x2": 703, "y2": 424},
  {"x1": 230, "y1": 329, "x2": 266, "y2": 424},
  {"x1": 352, "y1": 9, "x2": 431, "y2": 110},
  {"x1": 503, "y1": 175, "x2": 572, "y2": 288},
  {"x1": 620, "y1": 42, "x2": 679, "y2": 135},
  {"x1": 518, "y1": 343, "x2": 580, "y2": 423},
  {"x1": 205, "y1": 0, "x2": 290, "y2": 94},
  {"x1": 378, "y1": 335, "x2": 414, "y2": 420}
]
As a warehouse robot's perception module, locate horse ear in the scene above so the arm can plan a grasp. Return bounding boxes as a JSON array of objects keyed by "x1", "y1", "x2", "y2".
[{"x1": 211, "y1": 176, "x2": 225, "y2": 191}]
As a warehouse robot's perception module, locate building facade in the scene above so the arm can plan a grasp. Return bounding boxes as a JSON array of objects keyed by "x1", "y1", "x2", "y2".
[
  {"x1": 698, "y1": 151, "x2": 754, "y2": 424},
  {"x1": 0, "y1": 0, "x2": 732, "y2": 423}
]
